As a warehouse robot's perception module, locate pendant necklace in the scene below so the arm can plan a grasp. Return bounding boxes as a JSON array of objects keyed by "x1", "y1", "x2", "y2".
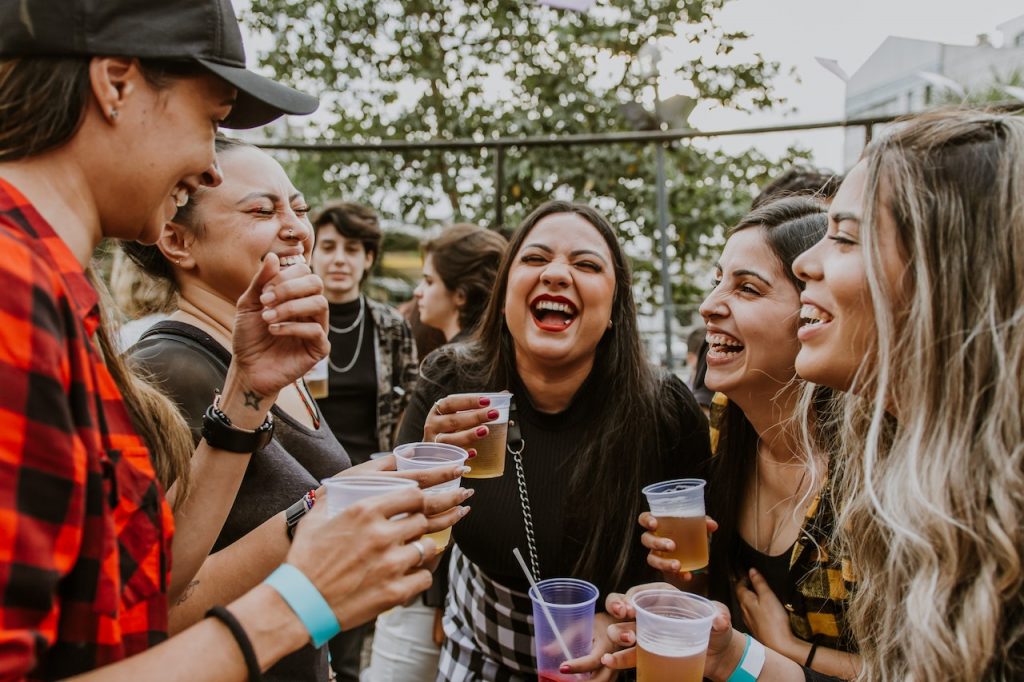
[{"x1": 327, "y1": 296, "x2": 366, "y2": 374}]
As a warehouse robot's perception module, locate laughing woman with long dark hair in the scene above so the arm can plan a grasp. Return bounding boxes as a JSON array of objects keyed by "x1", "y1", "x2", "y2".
[{"x1": 400, "y1": 200, "x2": 711, "y2": 681}]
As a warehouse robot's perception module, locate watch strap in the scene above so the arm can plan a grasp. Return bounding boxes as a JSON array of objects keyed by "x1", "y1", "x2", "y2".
[{"x1": 202, "y1": 401, "x2": 274, "y2": 453}]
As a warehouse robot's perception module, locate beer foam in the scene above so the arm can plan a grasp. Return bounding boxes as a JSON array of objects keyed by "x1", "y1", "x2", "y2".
[{"x1": 636, "y1": 630, "x2": 706, "y2": 658}]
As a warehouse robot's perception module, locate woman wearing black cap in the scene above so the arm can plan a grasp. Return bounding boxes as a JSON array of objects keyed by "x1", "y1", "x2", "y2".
[{"x1": 0, "y1": 0, "x2": 438, "y2": 680}]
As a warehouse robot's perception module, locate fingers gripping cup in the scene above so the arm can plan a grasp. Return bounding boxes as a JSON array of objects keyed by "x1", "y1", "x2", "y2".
[
  {"x1": 451, "y1": 392, "x2": 512, "y2": 479},
  {"x1": 528, "y1": 578, "x2": 599, "y2": 681},
  {"x1": 320, "y1": 474, "x2": 418, "y2": 518},
  {"x1": 642, "y1": 479, "x2": 709, "y2": 572},
  {"x1": 393, "y1": 442, "x2": 469, "y2": 553},
  {"x1": 630, "y1": 590, "x2": 716, "y2": 682}
]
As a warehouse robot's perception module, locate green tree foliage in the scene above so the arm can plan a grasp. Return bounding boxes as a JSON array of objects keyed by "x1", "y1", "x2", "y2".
[{"x1": 242, "y1": 0, "x2": 807, "y2": 312}]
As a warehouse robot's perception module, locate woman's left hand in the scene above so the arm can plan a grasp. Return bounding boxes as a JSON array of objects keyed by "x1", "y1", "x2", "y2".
[
  {"x1": 735, "y1": 568, "x2": 799, "y2": 658},
  {"x1": 559, "y1": 612, "x2": 619, "y2": 681},
  {"x1": 229, "y1": 254, "x2": 329, "y2": 403}
]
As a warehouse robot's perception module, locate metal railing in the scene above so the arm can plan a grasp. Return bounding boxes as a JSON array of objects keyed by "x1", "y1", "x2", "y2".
[{"x1": 259, "y1": 104, "x2": 1022, "y2": 369}]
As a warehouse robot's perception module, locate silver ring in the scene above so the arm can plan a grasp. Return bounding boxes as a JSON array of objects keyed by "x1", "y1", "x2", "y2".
[
  {"x1": 411, "y1": 540, "x2": 427, "y2": 567},
  {"x1": 432, "y1": 399, "x2": 445, "y2": 415},
  {"x1": 433, "y1": 433, "x2": 443, "y2": 443}
]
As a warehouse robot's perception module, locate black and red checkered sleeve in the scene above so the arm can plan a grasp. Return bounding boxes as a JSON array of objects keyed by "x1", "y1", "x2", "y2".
[{"x1": 0, "y1": 227, "x2": 89, "y2": 679}]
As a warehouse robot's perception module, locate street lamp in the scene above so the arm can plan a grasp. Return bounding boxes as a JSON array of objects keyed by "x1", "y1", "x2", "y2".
[{"x1": 626, "y1": 39, "x2": 697, "y2": 371}]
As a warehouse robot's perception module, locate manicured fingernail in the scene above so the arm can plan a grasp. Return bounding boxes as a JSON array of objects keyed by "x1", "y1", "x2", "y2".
[
  {"x1": 460, "y1": 466, "x2": 472, "y2": 474},
  {"x1": 458, "y1": 506, "x2": 470, "y2": 517},
  {"x1": 269, "y1": 323, "x2": 281, "y2": 332},
  {"x1": 260, "y1": 289, "x2": 276, "y2": 305},
  {"x1": 486, "y1": 409, "x2": 499, "y2": 420},
  {"x1": 559, "y1": 664, "x2": 571, "y2": 673},
  {"x1": 475, "y1": 426, "x2": 488, "y2": 437},
  {"x1": 479, "y1": 397, "x2": 490, "y2": 406},
  {"x1": 461, "y1": 488, "x2": 475, "y2": 500},
  {"x1": 467, "y1": 450, "x2": 477, "y2": 459},
  {"x1": 262, "y1": 308, "x2": 278, "y2": 321}
]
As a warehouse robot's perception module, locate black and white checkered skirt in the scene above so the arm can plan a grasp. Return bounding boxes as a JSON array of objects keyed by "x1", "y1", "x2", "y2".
[{"x1": 436, "y1": 544, "x2": 537, "y2": 682}]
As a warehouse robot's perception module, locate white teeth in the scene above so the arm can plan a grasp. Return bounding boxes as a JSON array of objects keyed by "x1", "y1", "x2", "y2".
[
  {"x1": 534, "y1": 300, "x2": 576, "y2": 314},
  {"x1": 705, "y1": 333, "x2": 743, "y2": 349},
  {"x1": 279, "y1": 255, "x2": 303, "y2": 267},
  {"x1": 172, "y1": 187, "x2": 190, "y2": 208},
  {"x1": 800, "y1": 304, "x2": 833, "y2": 325}
]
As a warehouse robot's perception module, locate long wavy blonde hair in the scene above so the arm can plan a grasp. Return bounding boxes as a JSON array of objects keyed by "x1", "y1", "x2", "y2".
[{"x1": 825, "y1": 109, "x2": 1024, "y2": 680}]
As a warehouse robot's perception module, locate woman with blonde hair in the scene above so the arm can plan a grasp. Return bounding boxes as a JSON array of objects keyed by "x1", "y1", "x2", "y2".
[{"x1": 602, "y1": 108, "x2": 1024, "y2": 681}]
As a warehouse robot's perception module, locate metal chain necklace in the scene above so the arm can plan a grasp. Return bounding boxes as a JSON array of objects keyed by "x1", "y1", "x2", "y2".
[
  {"x1": 327, "y1": 297, "x2": 366, "y2": 374},
  {"x1": 328, "y1": 295, "x2": 364, "y2": 334}
]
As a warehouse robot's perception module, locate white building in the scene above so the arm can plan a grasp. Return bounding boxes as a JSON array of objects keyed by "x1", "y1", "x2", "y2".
[{"x1": 843, "y1": 14, "x2": 1024, "y2": 167}]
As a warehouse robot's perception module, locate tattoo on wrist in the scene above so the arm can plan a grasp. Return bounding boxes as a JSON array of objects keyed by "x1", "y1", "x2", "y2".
[
  {"x1": 176, "y1": 580, "x2": 200, "y2": 605},
  {"x1": 243, "y1": 390, "x2": 263, "y2": 409}
]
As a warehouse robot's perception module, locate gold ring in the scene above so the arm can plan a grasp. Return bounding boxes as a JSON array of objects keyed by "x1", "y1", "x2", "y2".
[{"x1": 411, "y1": 540, "x2": 427, "y2": 567}]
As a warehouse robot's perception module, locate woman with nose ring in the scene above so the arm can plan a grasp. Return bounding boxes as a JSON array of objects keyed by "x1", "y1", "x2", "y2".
[
  {"x1": 404, "y1": 200, "x2": 711, "y2": 680},
  {"x1": 123, "y1": 138, "x2": 471, "y2": 681}
]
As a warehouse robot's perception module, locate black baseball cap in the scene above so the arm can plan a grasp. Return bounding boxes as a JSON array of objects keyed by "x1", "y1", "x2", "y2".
[{"x1": 0, "y1": 0, "x2": 319, "y2": 129}]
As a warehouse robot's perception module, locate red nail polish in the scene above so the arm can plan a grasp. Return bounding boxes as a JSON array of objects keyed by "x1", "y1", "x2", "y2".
[
  {"x1": 479, "y1": 397, "x2": 491, "y2": 406},
  {"x1": 559, "y1": 664, "x2": 571, "y2": 673},
  {"x1": 475, "y1": 426, "x2": 488, "y2": 437},
  {"x1": 468, "y1": 450, "x2": 477, "y2": 458},
  {"x1": 486, "y1": 409, "x2": 499, "y2": 420}
]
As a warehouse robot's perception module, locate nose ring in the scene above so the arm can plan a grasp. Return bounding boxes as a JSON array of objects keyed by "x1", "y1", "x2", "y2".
[{"x1": 287, "y1": 228, "x2": 295, "y2": 239}]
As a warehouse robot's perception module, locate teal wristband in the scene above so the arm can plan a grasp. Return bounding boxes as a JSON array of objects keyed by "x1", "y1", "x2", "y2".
[
  {"x1": 264, "y1": 564, "x2": 340, "y2": 648},
  {"x1": 727, "y1": 633, "x2": 766, "y2": 681}
]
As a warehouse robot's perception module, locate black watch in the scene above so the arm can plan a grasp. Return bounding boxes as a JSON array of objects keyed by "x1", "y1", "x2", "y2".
[
  {"x1": 285, "y1": 498, "x2": 308, "y2": 540},
  {"x1": 201, "y1": 400, "x2": 274, "y2": 453}
]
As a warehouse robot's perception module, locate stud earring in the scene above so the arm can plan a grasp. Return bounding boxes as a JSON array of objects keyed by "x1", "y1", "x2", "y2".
[
  {"x1": 607, "y1": 319, "x2": 613, "y2": 329},
  {"x1": 110, "y1": 108, "x2": 119, "y2": 119}
]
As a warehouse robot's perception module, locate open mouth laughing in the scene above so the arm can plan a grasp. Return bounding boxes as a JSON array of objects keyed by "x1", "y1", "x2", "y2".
[
  {"x1": 530, "y1": 294, "x2": 578, "y2": 332},
  {"x1": 706, "y1": 331, "x2": 744, "y2": 360}
]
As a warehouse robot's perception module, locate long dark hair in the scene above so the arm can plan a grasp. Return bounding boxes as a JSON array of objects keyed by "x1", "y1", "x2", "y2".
[
  {"x1": 425, "y1": 200, "x2": 673, "y2": 587},
  {"x1": 706, "y1": 196, "x2": 828, "y2": 601}
]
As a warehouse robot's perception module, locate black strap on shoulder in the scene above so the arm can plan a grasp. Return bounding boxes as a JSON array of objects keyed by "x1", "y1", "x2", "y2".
[{"x1": 138, "y1": 321, "x2": 230, "y2": 371}]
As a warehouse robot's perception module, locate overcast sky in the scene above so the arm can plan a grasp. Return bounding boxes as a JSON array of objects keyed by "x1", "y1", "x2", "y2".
[{"x1": 682, "y1": 0, "x2": 1023, "y2": 170}]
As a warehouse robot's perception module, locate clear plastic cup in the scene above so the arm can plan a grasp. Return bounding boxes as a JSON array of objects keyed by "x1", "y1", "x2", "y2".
[
  {"x1": 630, "y1": 590, "x2": 716, "y2": 682},
  {"x1": 641, "y1": 478, "x2": 708, "y2": 572},
  {"x1": 449, "y1": 392, "x2": 512, "y2": 479},
  {"x1": 528, "y1": 578, "x2": 599, "y2": 681},
  {"x1": 320, "y1": 474, "x2": 418, "y2": 518},
  {"x1": 304, "y1": 357, "x2": 329, "y2": 399},
  {"x1": 393, "y1": 442, "x2": 469, "y2": 553}
]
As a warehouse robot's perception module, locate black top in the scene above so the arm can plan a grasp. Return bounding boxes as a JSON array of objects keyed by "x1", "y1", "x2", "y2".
[
  {"x1": 319, "y1": 298, "x2": 379, "y2": 464},
  {"x1": 737, "y1": 536, "x2": 795, "y2": 605},
  {"x1": 398, "y1": 350, "x2": 711, "y2": 598},
  {"x1": 129, "y1": 321, "x2": 351, "y2": 682}
]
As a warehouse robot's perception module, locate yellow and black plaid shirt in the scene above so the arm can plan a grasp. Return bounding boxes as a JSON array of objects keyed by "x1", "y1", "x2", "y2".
[{"x1": 709, "y1": 392, "x2": 857, "y2": 652}]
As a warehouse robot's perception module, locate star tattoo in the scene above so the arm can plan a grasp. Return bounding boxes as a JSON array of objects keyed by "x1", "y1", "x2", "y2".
[{"x1": 243, "y1": 390, "x2": 263, "y2": 409}]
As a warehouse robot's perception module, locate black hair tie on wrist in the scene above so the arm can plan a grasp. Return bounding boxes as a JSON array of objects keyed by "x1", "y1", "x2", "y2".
[
  {"x1": 207, "y1": 605, "x2": 263, "y2": 681},
  {"x1": 805, "y1": 640, "x2": 821, "y2": 669}
]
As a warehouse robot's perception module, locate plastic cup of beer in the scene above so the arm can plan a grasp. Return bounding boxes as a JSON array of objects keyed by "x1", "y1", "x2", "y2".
[
  {"x1": 642, "y1": 478, "x2": 709, "y2": 572},
  {"x1": 393, "y1": 442, "x2": 469, "y2": 553},
  {"x1": 527, "y1": 578, "x2": 599, "y2": 681},
  {"x1": 304, "y1": 357, "x2": 329, "y2": 399},
  {"x1": 320, "y1": 474, "x2": 418, "y2": 518},
  {"x1": 630, "y1": 589, "x2": 716, "y2": 682},
  {"x1": 449, "y1": 392, "x2": 512, "y2": 479}
]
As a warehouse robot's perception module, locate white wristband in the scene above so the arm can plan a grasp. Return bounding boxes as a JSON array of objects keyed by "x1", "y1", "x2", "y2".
[{"x1": 743, "y1": 636, "x2": 766, "y2": 678}]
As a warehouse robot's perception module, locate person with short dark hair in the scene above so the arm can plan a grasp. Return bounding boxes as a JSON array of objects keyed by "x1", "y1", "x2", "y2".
[{"x1": 309, "y1": 201, "x2": 418, "y2": 467}]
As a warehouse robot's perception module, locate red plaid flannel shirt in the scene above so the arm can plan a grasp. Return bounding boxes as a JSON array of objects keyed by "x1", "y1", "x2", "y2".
[{"x1": 0, "y1": 179, "x2": 174, "y2": 680}]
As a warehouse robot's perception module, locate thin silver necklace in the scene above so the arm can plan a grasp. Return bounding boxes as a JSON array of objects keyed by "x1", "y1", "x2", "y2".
[
  {"x1": 328, "y1": 295, "x2": 364, "y2": 334},
  {"x1": 327, "y1": 297, "x2": 366, "y2": 373}
]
